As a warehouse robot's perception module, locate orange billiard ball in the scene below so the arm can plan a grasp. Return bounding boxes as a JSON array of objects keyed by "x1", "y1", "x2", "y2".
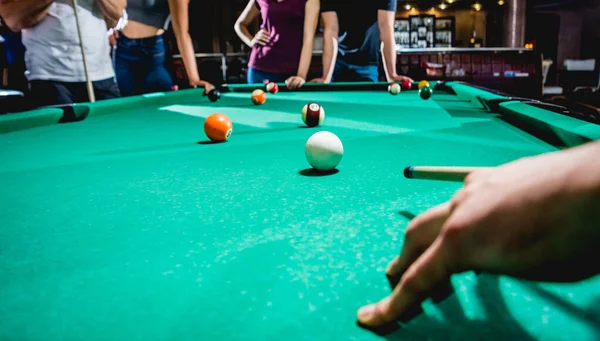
[
  {"x1": 204, "y1": 113, "x2": 233, "y2": 142},
  {"x1": 251, "y1": 89, "x2": 267, "y2": 105}
]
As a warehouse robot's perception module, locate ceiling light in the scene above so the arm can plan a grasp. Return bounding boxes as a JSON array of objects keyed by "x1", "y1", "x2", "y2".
[
  {"x1": 446, "y1": 0, "x2": 455, "y2": 3},
  {"x1": 498, "y1": 0, "x2": 505, "y2": 4},
  {"x1": 473, "y1": 2, "x2": 482, "y2": 11},
  {"x1": 439, "y1": 3, "x2": 447, "y2": 9},
  {"x1": 404, "y1": 4, "x2": 412, "y2": 10}
]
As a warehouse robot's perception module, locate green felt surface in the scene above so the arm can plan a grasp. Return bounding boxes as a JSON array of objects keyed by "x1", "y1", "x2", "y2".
[{"x1": 1, "y1": 84, "x2": 600, "y2": 341}]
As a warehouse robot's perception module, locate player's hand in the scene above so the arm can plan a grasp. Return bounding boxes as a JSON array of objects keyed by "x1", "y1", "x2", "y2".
[
  {"x1": 191, "y1": 80, "x2": 215, "y2": 92},
  {"x1": 357, "y1": 141, "x2": 600, "y2": 328},
  {"x1": 391, "y1": 74, "x2": 414, "y2": 83},
  {"x1": 309, "y1": 77, "x2": 327, "y2": 83},
  {"x1": 285, "y1": 76, "x2": 306, "y2": 90},
  {"x1": 251, "y1": 29, "x2": 271, "y2": 47}
]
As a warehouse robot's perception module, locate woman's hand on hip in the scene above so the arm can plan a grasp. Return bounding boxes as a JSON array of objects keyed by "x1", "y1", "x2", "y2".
[{"x1": 251, "y1": 29, "x2": 271, "y2": 47}]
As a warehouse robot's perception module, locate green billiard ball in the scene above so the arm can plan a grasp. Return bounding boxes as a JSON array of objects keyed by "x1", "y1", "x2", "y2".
[{"x1": 419, "y1": 86, "x2": 432, "y2": 100}]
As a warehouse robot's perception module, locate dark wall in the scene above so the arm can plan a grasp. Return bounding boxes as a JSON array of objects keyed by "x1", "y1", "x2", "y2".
[
  {"x1": 533, "y1": 2, "x2": 600, "y2": 67},
  {"x1": 526, "y1": 13, "x2": 560, "y2": 84},
  {"x1": 581, "y1": 2, "x2": 600, "y2": 60}
]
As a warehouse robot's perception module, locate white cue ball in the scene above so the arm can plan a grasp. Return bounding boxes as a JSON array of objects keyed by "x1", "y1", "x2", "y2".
[
  {"x1": 305, "y1": 131, "x2": 344, "y2": 171},
  {"x1": 388, "y1": 83, "x2": 401, "y2": 95}
]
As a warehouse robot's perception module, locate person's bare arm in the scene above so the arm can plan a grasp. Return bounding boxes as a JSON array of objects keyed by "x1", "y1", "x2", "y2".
[
  {"x1": 234, "y1": 0, "x2": 269, "y2": 48},
  {"x1": 0, "y1": 0, "x2": 53, "y2": 31},
  {"x1": 286, "y1": 0, "x2": 319, "y2": 89},
  {"x1": 378, "y1": 10, "x2": 411, "y2": 83},
  {"x1": 357, "y1": 140, "x2": 600, "y2": 327},
  {"x1": 168, "y1": 0, "x2": 213, "y2": 91},
  {"x1": 310, "y1": 11, "x2": 337, "y2": 83},
  {"x1": 95, "y1": 0, "x2": 125, "y2": 23}
]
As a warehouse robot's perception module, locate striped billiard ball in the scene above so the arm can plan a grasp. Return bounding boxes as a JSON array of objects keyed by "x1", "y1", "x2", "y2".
[
  {"x1": 388, "y1": 83, "x2": 401, "y2": 95},
  {"x1": 266, "y1": 82, "x2": 279, "y2": 94},
  {"x1": 302, "y1": 103, "x2": 325, "y2": 127},
  {"x1": 251, "y1": 89, "x2": 267, "y2": 105}
]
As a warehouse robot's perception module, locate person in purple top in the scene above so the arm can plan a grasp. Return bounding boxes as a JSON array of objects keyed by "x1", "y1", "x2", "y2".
[{"x1": 235, "y1": 0, "x2": 319, "y2": 89}]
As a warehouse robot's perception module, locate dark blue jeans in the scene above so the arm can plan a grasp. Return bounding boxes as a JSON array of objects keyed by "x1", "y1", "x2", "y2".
[
  {"x1": 332, "y1": 58, "x2": 379, "y2": 82},
  {"x1": 30, "y1": 78, "x2": 120, "y2": 108},
  {"x1": 247, "y1": 67, "x2": 291, "y2": 84},
  {"x1": 114, "y1": 33, "x2": 173, "y2": 97}
]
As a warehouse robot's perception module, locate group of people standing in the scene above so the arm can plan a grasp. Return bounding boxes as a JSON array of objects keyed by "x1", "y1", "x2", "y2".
[
  {"x1": 0, "y1": 0, "x2": 209, "y2": 107},
  {"x1": 0, "y1": 0, "x2": 412, "y2": 108},
  {"x1": 235, "y1": 0, "x2": 412, "y2": 88}
]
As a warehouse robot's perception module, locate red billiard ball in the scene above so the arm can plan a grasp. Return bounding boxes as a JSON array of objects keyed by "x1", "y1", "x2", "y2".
[
  {"x1": 401, "y1": 79, "x2": 412, "y2": 90},
  {"x1": 266, "y1": 82, "x2": 279, "y2": 94}
]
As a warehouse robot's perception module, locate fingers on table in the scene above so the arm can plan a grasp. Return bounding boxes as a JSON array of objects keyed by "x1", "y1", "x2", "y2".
[
  {"x1": 358, "y1": 236, "x2": 455, "y2": 327},
  {"x1": 386, "y1": 202, "x2": 452, "y2": 285},
  {"x1": 285, "y1": 78, "x2": 305, "y2": 89}
]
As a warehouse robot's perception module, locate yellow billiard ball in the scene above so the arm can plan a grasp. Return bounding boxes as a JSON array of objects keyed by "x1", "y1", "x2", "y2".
[{"x1": 418, "y1": 80, "x2": 430, "y2": 89}]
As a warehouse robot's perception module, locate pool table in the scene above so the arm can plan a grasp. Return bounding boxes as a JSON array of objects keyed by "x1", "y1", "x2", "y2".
[{"x1": 2, "y1": 82, "x2": 600, "y2": 341}]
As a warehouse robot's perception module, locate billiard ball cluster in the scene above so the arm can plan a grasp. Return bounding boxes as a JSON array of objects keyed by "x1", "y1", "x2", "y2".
[
  {"x1": 386, "y1": 79, "x2": 434, "y2": 100},
  {"x1": 202, "y1": 79, "x2": 441, "y2": 171},
  {"x1": 202, "y1": 83, "x2": 343, "y2": 171}
]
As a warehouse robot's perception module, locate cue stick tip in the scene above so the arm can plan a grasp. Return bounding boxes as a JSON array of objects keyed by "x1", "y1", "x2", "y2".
[{"x1": 404, "y1": 166, "x2": 414, "y2": 179}]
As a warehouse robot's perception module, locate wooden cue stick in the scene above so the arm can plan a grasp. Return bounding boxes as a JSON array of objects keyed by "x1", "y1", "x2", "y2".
[
  {"x1": 404, "y1": 166, "x2": 491, "y2": 182},
  {"x1": 71, "y1": 0, "x2": 96, "y2": 103}
]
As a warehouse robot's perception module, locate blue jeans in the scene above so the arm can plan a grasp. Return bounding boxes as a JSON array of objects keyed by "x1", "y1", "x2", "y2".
[
  {"x1": 30, "y1": 78, "x2": 120, "y2": 107},
  {"x1": 332, "y1": 58, "x2": 379, "y2": 82},
  {"x1": 114, "y1": 33, "x2": 173, "y2": 97},
  {"x1": 247, "y1": 67, "x2": 290, "y2": 84}
]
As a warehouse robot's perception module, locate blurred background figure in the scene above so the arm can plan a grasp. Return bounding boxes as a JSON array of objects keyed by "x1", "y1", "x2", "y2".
[
  {"x1": 0, "y1": 0, "x2": 125, "y2": 108},
  {"x1": 113, "y1": 0, "x2": 214, "y2": 97},
  {"x1": 234, "y1": 0, "x2": 320, "y2": 89}
]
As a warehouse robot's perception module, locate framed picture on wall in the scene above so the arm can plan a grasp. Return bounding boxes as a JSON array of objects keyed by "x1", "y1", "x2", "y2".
[
  {"x1": 434, "y1": 17, "x2": 455, "y2": 47},
  {"x1": 394, "y1": 19, "x2": 410, "y2": 49},
  {"x1": 409, "y1": 15, "x2": 435, "y2": 48}
]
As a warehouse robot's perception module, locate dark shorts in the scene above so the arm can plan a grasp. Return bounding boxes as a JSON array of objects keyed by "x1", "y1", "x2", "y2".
[{"x1": 29, "y1": 78, "x2": 121, "y2": 108}]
